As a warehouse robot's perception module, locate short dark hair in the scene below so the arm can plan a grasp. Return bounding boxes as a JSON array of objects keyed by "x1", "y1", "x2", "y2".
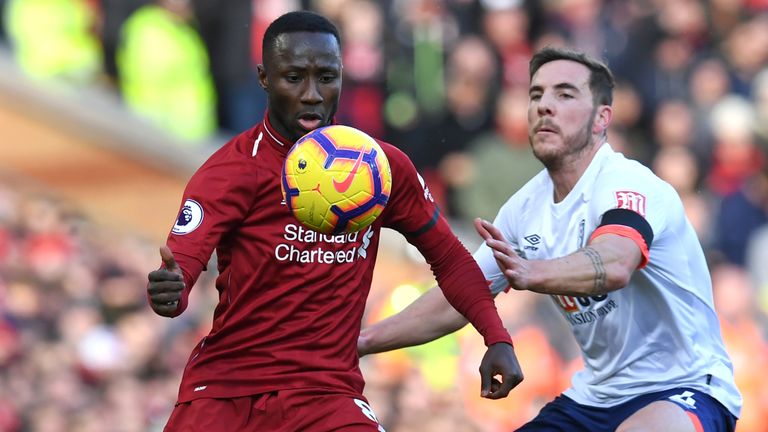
[
  {"x1": 529, "y1": 47, "x2": 615, "y2": 106},
  {"x1": 262, "y1": 11, "x2": 341, "y2": 66}
]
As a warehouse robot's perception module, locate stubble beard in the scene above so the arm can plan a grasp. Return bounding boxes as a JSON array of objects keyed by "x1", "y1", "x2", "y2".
[{"x1": 529, "y1": 110, "x2": 597, "y2": 171}]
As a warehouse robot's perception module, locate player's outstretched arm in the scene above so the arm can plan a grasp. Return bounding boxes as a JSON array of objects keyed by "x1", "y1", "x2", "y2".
[
  {"x1": 358, "y1": 285, "x2": 524, "y2": 399},
  {"x1": 147, "y1": 246, "x2": 186, "y2": 317},
  {"x1": 358, "y1": 286, "x2": 468, "y2": 356},
  {"x1": 476, "y1": 218, "x2": 643, "y2": 296}
]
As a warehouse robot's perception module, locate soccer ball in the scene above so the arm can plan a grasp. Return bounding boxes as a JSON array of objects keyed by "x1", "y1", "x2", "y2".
[{"x1": 281, "y1": 125, "x2": 392, "y2": 234}]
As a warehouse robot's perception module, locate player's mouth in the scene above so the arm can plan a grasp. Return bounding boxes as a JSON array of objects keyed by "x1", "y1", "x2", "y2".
[
  {"x1": 297, "y1": 113, "x2": 324, "y2": 131},
  {"x1": 535, "y1": 123, "x2": 559, "y2": 135}
]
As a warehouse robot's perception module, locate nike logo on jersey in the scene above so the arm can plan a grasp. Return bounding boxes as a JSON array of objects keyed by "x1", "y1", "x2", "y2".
[{"x1": 333, "y1": 145, "x2": 367, "y2": 193}]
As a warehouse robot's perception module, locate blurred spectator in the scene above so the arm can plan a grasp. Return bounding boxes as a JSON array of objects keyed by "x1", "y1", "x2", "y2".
[
  {"x1": 707, "y1": 95, "x2": 763, "y2": 197},
  {"x1": 413, "y1": 34, "x2": 501, "y2": 215},
  {"x1": 453, "y1": 87, "x2": 542, "y2": 222},
  {"x1": 116, "y1": 0, "x2": 217, "y2": 142},
  {"x1": 753, "y1": 67, "x2": 768, "y2": 144},
  {"x1": 610, "y1": 80, "x2": 651, "y2": 164},
  {"x1": 708, "y1": 0, "x2": 748, "y2": 43},
  {"x1": 3, "y1": 0, "x2": 103, "y2": 85},
  {"x1": 652, "y1": 145, "x2": 714, "y2": 246},
  {"x1": 250, "y1": 0, "x2": 299, "y2": 69},
  {"x1": 334, "y1": 0, "x2": 387, "y2": 138},
  {"x1": 0, "y1": 0, "x2": 7, "y2": 43},
  {"x1": 714, "y1": 148, "x2": 768, "y2": 265},
  {"x1": 746, "y1": 223, "x2": 768, "y2": 309},
  {"x1": 711, "y1": 264, "x2": 768, "y2": 432},
  {"x1": 248, "y1": 0, "x2": 299, "y2": 125},
  {"x1": 649, "y1": 98, "x2": 708, "y2": 178},
  {"x1": 720, "y1": 14, "x2": 768, "y2": 96},
  {"x1": 194, "y1": 0, "x2": 263, "y2": 135},
  {"x1": 98, "y1": 0, "x2": 147, "y2": 86},
  {"x1": 0, "y1": 176, "x2": 219, "y2": 431},
  {"x1": 687, "y1": 56, "x2": 733, "y2": 164},
  {"x1": 380, "y1": 0, "x2": 453, "y2": 146},
  {"x1": 544, "y1": 0, "x2": 626, "y2": 64},
  {"x1": 479, "y1": 0, "x2": 531, "y2": 90},
  {"x1": 619, "y1": 0, "x2": 708, "y2": 114}
]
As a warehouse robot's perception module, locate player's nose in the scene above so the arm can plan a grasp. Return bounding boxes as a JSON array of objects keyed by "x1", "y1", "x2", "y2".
[{"x1": 300, "y1": 79, "x2": 323, "y2": 104}]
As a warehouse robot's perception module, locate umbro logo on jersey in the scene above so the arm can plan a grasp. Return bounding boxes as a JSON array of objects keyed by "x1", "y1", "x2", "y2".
[
  {"x1": 523, "y1": 234, "x2": 541, "y2": 251},
  {"x1": 524, "y1": 234, "x2": 541, "y2": 244}
]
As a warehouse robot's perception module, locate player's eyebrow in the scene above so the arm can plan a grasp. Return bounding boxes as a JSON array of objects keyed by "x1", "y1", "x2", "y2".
[{"x1": 529, "y1": 82, "x2": 581, "y2": 95}]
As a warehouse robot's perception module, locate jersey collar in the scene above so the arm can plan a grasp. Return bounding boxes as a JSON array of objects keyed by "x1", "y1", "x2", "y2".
[
  {"x1": 262, "y1": 113, "x2": 293, "y2": 154},
  {"x1": 261, "y1": 112, "x2": 339, "y2": 156},
  {"x1": 550, "y1": 142, "x2": 614, "y2": 211}
]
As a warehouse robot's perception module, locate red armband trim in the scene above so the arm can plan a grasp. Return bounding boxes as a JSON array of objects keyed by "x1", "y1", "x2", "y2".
[{"x1": 589, "y1": 224, "x2": 650, "y2": 269}]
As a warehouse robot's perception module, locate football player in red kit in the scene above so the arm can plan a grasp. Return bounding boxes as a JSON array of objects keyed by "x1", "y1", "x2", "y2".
[{"x1": 147, "y1": 10, "x2": 523, "y2": 431}]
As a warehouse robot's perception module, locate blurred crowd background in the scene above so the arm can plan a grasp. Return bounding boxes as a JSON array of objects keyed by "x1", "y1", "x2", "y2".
[{"x1": 1, "y1": 0, "x2": 768, "y2": 431}]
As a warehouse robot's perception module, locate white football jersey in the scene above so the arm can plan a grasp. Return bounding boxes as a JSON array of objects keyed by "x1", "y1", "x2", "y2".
[{"x1": 475, "y1": 144, "x2": 742, "y2": 416}]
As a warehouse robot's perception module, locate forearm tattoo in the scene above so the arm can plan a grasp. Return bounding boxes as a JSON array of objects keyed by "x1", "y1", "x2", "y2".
[{"x1": 583, "y1": 247, "x2": 606, "y2": 293}]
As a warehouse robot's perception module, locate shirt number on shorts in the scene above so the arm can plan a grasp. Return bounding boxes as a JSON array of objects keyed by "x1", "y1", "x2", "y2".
[
  {"x1": 668, "y1": 391, "x2": 697, "y2": 409},
  {"x1": 353, "y1": 399, "x2": 386, "y2": 431}
]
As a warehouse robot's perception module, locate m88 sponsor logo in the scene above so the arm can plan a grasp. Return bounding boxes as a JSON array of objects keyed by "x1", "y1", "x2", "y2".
[{"x1": 552, "y1": 294, "x2": 619, "y2": 326}]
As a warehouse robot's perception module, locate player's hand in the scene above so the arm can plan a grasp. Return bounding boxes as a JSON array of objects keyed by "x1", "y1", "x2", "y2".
[
  {"x1": 475, "y1": 218, "x2": 532, "y2": 291},
  {"x1": 147, "y1": 246, "x2": 185, "y2": 317},
  {"x1": 479, "y1": 342, "x2": 523, "y2": 399}
]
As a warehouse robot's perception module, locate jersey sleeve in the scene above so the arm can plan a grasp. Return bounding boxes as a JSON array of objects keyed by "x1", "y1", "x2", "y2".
[
  {"x1": 473, "y1": 195, "x2": 521, "y2": 295},
  {"x1": 588, "y1": 167, "x2": 668, "y2": 268},
  {"x1": 382, "y1": 144, "x2": 512, "y2": 346},
  {"x1": 161, "y1": 149, "x2": 258, "y2": 316}
]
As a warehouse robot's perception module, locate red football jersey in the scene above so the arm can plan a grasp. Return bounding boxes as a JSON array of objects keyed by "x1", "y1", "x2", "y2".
[{"x1": 164, "y1": 115, "x2": 511, "y2": 402}]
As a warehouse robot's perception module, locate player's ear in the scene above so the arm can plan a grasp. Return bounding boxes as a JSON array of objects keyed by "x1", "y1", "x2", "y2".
[
  {"x1": 593, "y1": 105, "x2": 612, "y2": 134},
  {"x1": 257, "y1": 64, "x2": 268, "y2": 90}
]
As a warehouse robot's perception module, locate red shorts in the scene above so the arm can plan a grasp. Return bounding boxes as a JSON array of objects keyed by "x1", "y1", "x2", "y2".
[{"x1": 164, "y1": 388, "x2": 385, "y2": 431}]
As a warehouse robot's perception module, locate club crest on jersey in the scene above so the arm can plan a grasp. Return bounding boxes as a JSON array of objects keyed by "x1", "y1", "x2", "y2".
[
  {"x1": 614, "y1": 191, "x2": 646, "y2": 216},
  {"x1": 172, "y1": 199, "x2": 204, "y2": 235}
]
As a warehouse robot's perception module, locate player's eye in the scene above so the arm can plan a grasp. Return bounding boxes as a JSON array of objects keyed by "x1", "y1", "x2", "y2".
[
  {"x1": 285, "y1": 74, "x2": 301, "y2": 83},
  {"x1": 319, "y1": 74, "x2": 338, "y2": 84}
]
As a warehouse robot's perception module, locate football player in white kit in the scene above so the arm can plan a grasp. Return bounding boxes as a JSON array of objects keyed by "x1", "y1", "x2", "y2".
[{"x1": 358, "y1": 47, "x2": 741, "y2": 431}]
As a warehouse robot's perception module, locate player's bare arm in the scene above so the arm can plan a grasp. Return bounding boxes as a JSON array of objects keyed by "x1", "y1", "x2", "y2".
[
  {"x1": 358, "y1": 285, "x2": 523, "y2": 399},
  {"x1": 476, "y1": 218, "x2": 642, "y2": 296},
  {"x1": 582, "y1": 246, "x2": 607, "y2": 293},
  {"x1": 358, "y1": 285, "x2": 468, "y2": 356}
]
